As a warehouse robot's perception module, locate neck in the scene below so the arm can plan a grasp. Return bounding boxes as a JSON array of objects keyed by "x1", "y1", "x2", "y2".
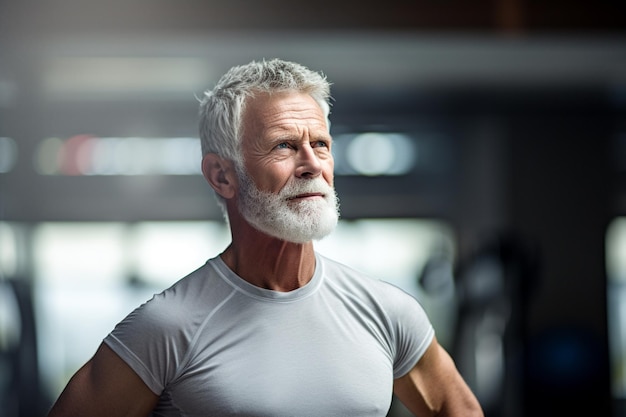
[{"x1": 221, "y1": 215, "x2": 317, "y2": 292}]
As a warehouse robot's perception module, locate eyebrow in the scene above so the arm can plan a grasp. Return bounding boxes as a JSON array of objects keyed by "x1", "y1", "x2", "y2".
[{"x1": 268, "y1": 133, "x2": 332, "y2": 143}]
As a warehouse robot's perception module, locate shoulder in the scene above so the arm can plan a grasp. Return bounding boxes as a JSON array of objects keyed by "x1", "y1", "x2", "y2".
[
  {"x1": 318, "y1": 255, "x2": 431, "y2": 329},
  {"x1": 109, "y1": 258, "x2": 234, "y2": 344},
  {"x1": 316, "y1": 253, "x2": 434, "y2": 375},
  {"x1": 317, "y1": 252, "x2": 431, "y2": 333},
  {"x1": 104, "y1": 258, "x2": 236, "y2": 391},
  {"x1": 317, "y1": 252, "x2": 418, "y2": 307}
]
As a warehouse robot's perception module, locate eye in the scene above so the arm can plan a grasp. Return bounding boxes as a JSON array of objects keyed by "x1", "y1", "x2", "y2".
[
  {"x1": 275, "y1": 142, "x2": 291, "y2": 150},
  {"x1": 312, "y1": 140, "x2": 329, "y2": 148}
]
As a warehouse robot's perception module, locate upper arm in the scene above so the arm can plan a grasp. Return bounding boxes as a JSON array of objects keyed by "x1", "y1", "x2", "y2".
[
  {"x1": 393, "y1": 337, "x2": 484, "y2": 417},
  {"x1": 48, "y1": 343, "x2": 159, "y2": 417}
]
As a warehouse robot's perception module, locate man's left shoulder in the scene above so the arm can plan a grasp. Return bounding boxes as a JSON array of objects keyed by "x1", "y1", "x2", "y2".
[{"x1": 317, "y1": 252, "x2": 413, "y2": 299}]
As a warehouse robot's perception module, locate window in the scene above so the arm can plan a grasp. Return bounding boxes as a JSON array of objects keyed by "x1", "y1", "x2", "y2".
[{"x1": 606, "y1": 218, "x2": 626, "y2": 400}]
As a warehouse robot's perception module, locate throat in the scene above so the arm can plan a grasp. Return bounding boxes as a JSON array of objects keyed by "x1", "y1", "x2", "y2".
[{"x1": 220, "y1": 241, "x2": 316, "y2": 292}]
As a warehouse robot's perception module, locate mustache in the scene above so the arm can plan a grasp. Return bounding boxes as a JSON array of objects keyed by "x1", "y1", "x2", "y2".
[{"x1": 280, "y1": 177, "x2": 335, "y2": 199}]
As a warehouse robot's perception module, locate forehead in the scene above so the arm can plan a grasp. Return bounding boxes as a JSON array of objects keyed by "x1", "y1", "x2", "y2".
[{"x1": 242, "y1": 91, "x2": 329, "y2": 135}]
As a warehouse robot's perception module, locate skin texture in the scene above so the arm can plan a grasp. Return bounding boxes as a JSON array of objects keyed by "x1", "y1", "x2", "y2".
[
  {"x1": 47, "y1": 343, "x2": 159, "y2": 417},
  {"x1": 47, "y1": 91, "x2": 484, "y2": 417},
  {"x1": 394, "y1": 338, "x2": 484, "y2": 416}
]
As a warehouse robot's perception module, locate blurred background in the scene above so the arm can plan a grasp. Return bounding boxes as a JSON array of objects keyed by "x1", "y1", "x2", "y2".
[{"x1": 1, "y1": 0, "x2": 626, "y2": 416}]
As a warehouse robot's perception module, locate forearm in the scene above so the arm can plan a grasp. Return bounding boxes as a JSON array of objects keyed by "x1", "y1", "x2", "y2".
[{"x1": 393, "y1": 339, "x2": 484, "y2": 417}]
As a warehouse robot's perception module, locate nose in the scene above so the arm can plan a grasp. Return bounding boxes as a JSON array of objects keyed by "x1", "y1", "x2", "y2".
[{"x1": 295, "y1": 144, "x2": 323, "y2": 179}]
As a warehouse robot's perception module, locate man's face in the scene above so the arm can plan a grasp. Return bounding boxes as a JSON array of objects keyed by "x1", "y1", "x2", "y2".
[{"x1": 236, "y1": 91, "x2": 339, "y2": 243}]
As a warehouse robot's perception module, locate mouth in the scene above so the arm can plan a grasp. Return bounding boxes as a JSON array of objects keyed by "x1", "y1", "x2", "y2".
[{"x1": 287, "y1": 192, "x2": 325, "y2": 201}]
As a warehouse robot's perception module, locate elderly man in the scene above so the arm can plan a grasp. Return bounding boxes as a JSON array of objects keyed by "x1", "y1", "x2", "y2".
[{"x1": 48, "y1": 59, "x2": 483, "y2": 417}]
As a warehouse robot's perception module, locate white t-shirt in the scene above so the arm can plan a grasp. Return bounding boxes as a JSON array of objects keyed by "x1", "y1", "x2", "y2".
[{"x1": 104, "y1": 253, "x2": 434, "y2": 417}]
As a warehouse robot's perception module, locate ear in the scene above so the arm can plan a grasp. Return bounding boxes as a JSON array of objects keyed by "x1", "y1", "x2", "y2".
[{"x1": 201, "y1": 153, "x2": 237, "y2": 200}]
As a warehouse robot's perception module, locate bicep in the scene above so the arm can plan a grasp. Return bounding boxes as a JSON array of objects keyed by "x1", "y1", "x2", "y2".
[
  {"x1": 48, "y1": 343, "x2": 159, "y2": 417},
  {"x1": 393, "y1": 337, "x2": 484, "y2": 417}
]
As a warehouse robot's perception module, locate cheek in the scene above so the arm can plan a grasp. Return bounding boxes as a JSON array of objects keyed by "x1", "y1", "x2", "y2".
[
  {"x1": 323, "y1": 160, "x2": 335, "y2": 185},
  {"x1": 248, "y1": 162, "x2": 293, "y2": 193}
]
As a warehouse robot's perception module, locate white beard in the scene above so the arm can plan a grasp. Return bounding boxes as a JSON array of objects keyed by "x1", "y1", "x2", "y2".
[{"x1": 237, "y1": 170, "x2": 340, "y2": 244}]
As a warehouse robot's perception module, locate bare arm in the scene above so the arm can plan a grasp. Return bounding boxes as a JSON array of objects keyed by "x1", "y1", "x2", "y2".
[
  {"x1": 393, "y1": 337, "x2": 484, "y2": 417},
  {"x1": 48, "y1": 343, "x2": 159, "y2": 417}
]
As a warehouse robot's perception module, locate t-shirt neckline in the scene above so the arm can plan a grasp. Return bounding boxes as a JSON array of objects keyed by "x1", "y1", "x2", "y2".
[{"x1": 209, "y1": 252, "x2": 324, "y2": 303}]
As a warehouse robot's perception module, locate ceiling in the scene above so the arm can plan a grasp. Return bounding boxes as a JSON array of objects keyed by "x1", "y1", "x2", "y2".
[
  {"x1": 1, "y1": 0, "x2": 626, "y2": 223},
  {"x1": 1, "y1": 0, "x2": 626, "y2": 102}
]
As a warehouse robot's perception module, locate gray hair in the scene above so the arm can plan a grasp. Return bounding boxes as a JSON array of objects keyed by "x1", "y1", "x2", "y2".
[
  {"x1": 198, "y1": 58, "x2": 332, "y2": 217},
  {"x1": 199, "y1": 58, "x2": 332, "y2": 166}
]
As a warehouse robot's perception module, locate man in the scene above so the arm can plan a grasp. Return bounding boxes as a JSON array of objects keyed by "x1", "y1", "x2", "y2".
[{"x1": 48, "y1": 59, "x2": 483, "y2": 417}]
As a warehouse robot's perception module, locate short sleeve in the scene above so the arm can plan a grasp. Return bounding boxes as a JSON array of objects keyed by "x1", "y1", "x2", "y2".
[
  {"x1": 103, "y1": 291, "x2": 192, "y2": 395},
  {"x1": 380, "y1": 284, "x2": 435, "y2": 379}
]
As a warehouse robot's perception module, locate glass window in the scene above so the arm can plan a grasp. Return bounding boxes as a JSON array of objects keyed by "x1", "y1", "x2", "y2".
[{"x1": 606, "y1": 218, "x2": 626, "y2": 400}]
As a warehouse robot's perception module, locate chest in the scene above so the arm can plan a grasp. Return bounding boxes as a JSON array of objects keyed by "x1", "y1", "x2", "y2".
[{"x1": 163, "y1": 296, "x2": 395, "y2": 416}]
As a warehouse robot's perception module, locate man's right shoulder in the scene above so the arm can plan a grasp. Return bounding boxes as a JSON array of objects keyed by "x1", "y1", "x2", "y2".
[
  {"x1": 152, "y1": 259, "x2": 232, "y2": 308},
  {"x1": 122, "y1": 260, "x2": 233, "y2": 330}
]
